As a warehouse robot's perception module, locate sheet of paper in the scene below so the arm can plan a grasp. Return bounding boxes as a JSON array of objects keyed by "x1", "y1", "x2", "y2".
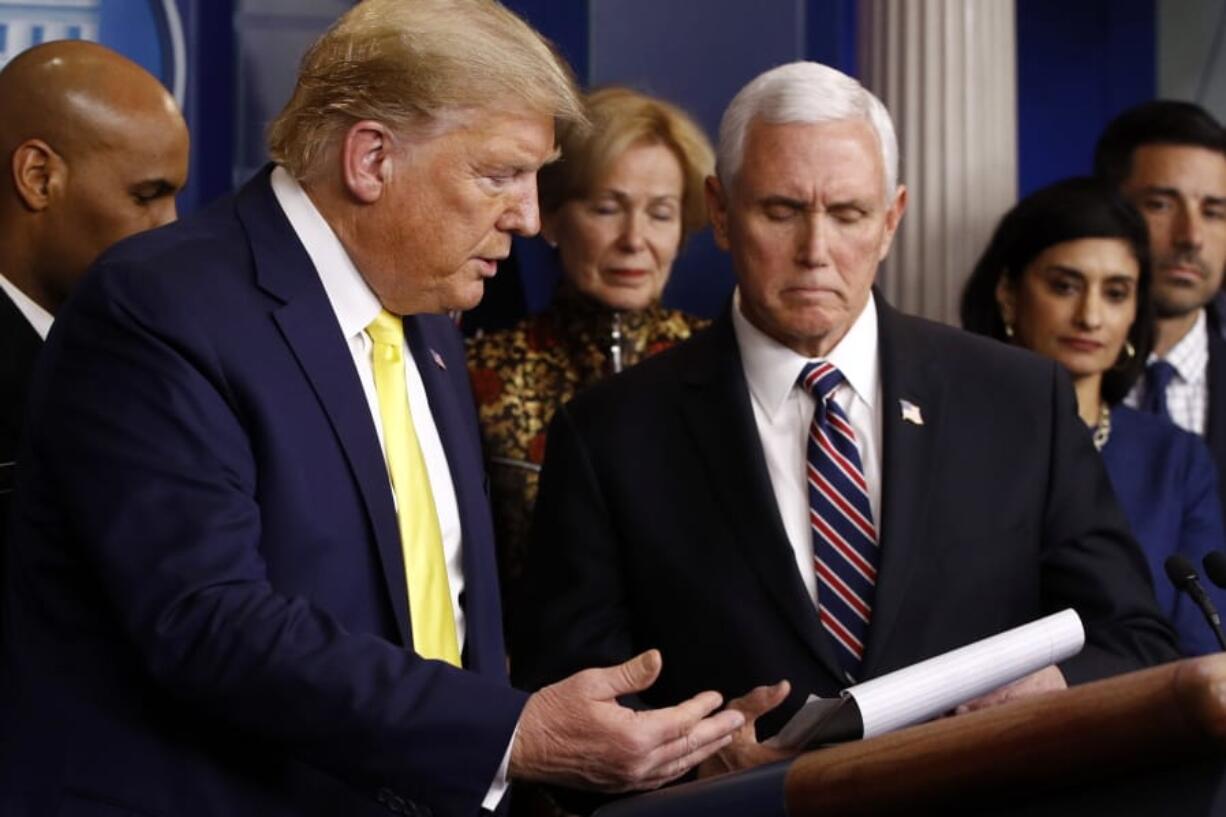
[
  {"x1": 767, "y1": 608, "x2": 1084, "y2": 748},
  {"x1": 850, "y1": 608, "x2": 1084, "y2": 738}
]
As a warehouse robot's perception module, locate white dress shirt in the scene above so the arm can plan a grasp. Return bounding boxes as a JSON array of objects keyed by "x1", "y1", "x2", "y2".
[
  {"x1": 0, "y1": 272, "x2": 54, "y2": 339},
  {"x1": 731, "y1": 289, "x2": 883, "y2": 608},
  {"x1": 1125, "y1": 308, "x2": 1209, "y2": 436},
  {"x1": 270, "y1": 167, "x2": 509, "y2": 808}
]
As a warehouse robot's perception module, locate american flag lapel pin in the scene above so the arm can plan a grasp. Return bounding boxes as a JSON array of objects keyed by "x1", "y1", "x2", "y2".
[
  {"x1": 430, "y1": 349, "x2": 447, "y2": 370},
  {"x1": 900, "y1": 399, "x2": 924, "y2": 426}
]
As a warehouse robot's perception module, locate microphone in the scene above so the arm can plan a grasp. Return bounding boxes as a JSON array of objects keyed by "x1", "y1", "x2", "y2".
[
  {"x1": 1165, "y1": 554, "x2": 1226, "y2": 651},
  {"x1": 1202, "y1": 551, "x2": 1226, "y2": 590}
]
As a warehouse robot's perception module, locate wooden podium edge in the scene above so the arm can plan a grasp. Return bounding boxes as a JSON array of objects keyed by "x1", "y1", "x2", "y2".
[{"x1": 783, "y1": 655, "x2": 1226, "y2": 816}]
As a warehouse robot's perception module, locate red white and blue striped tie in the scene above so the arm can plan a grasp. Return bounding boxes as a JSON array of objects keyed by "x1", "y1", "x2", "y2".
[{"x1": 799, "y1": 361, "x2": 877, "y2": 681}]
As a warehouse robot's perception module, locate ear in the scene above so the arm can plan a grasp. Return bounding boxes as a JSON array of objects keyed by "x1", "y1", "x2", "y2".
[
  {"x1": 705, "y1": 175, "x2": 731, "y2": 251},
  {"x1": 994, "y1": 271, "x2": 1017, "y2": 327},
  {"x1": 12, "y1": 138, "x2": 63, "y2": 212},
  {"x1": 339, "y1": 120, "x2": 397, "y2": 204},
  {"x1": 877, "y1": 184, "x2": 909, "y2": 261}
]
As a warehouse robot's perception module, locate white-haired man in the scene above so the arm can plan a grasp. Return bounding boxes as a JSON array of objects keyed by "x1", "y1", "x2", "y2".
[
  {"x1": 0, "y1": 2, "x2": 744, "y2": 815},
  {"x1": 516, "y1": 61, "x2": 1178, "y2": 775}
]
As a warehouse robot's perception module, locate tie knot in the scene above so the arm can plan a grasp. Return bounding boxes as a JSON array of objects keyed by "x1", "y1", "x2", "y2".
[
  {"x1": 367, "y1": 309, "x2": 405, "y2": 347},
  {"x1": 799, "y1": 361, "x2": 844, "y2": 401},
  {"x1": 1146, "y1": 359, "x2": 1178, "y2": 393}
]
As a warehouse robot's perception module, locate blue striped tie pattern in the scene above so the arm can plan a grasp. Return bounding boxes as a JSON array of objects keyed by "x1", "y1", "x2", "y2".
[{"x1": 799, "y1": 361, "x2": 878, "y2": 681}]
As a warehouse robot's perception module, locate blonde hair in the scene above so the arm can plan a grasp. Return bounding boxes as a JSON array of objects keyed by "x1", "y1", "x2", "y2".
[
  {"x1": 539, "y1": 86, "x2": 715, "y2": 238},
  {"x1": 268, "y1": 0, "x2": 584, "y2": 178}
]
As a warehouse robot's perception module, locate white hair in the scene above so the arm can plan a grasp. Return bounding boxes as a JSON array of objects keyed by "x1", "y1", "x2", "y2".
[{"x1": 716, "y1": 61, "x2": 899, "y2": 197}]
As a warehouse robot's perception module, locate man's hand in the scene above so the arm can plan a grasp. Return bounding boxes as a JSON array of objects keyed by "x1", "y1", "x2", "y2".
[
  {"x1": 510, "y1": 650, "x2": 746, "y2": 792},
  {"x1": 955, "y1": 665, "x2": 1067, "y2": 714},
  {"x1": 697, "y1": 680, "x2": 793, "y2": 779}
]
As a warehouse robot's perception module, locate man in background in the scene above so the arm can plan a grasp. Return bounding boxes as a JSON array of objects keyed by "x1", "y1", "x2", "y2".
[
  {"x1": 1095, "y1": 101, "x2": 1226, "y2": 514},
  {"x1": 0, "y1": 2, "x2": 741, "y2": 815},
  {"x1": 0, "y1": 39, "x2": 189, "y2": 599}
]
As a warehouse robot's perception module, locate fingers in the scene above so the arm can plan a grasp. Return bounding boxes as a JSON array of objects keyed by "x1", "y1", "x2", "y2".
[
  {"x1": 726, "y1": 680, "x2": 791, "y2": 721},
  {"x1": 635, "y1": 701, "x2": 745, "y2": 780},
  {"x1": 638, "y1": 732, "x2": 736, "y2": 791},
  {"x1": 590, "y1": 649, "x2": 663, "y2": 700}
]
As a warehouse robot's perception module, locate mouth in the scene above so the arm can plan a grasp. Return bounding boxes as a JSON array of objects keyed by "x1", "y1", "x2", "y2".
[
  {"x1": 1058, "y1": 337, "x2": 1105, "y2": 353},
  {"x1": 474, "y1": 257, "x2": 502, "y2": 278},
  {"x1": 605, "y1": 268, "x2": 651, "y2": 280},
  {"x1": 1159, "y1": 261, "x2": 1207, "y2": 285}
]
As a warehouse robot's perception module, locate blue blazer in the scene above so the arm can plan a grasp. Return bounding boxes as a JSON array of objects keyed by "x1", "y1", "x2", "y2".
[
  {"x1": 0, "y1": 169, "x2": 524, "y2": 817},
  {"x1": 1101, "y1": 405, "x2": 1226, "y2": 656}
]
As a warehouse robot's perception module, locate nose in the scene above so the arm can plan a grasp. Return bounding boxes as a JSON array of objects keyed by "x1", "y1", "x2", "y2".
[
  {"x1": 796, "y1": 212, "x2": 828, "y2": 268},
  {"x1": 1172, "y1": 203, "x2": 1205, "y2": 251},
  {"x1": 497, "y1": 177, "x2": 541, "y2": 236},
  {"x1": 1074, "y1": 290, "x2": 1103, "y2": 330},
  {"x1": 617, "y1": 211, "x2": 646, "y2": 252}
]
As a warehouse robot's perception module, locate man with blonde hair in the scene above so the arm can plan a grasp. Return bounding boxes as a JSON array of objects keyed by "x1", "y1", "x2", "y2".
[{"x1": 0, "y1": 2, "x2": 742, "y2": 815}]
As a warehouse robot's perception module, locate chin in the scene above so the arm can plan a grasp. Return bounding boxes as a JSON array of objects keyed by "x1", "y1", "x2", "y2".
[{"x1": 446, "y1": 281, "x2": 487, "y2": 313}]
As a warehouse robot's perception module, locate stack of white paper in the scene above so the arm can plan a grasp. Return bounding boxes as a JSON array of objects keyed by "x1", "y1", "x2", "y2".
[{"x1": 770, "y1": 608, "x2": 1086, "y2": 749}]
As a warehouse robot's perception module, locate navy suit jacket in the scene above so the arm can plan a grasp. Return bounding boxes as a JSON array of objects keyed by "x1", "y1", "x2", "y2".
[
  {"x1": 515, "y1": 299, "x2": 1179, "y2": 742},
  {"x1": 0, "y1": 170, "x2": 524, "y2": 817},
  {"x1": 1101, "y1": 405, "x2": 1226, "y2": 656},
  {"x1": 0, "y1": 287, "x2": 41, "y2": 624},
  {"x1": 1206, "y1": 326, "x2": 1226, "y2": 518}
]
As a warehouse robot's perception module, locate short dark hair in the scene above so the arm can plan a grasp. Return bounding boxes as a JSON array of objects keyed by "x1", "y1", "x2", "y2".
[
  {"x1": 960, "y1": 177, "x2": 1154, "y2": 405},
  {"x1": 1093, "y1": 100, "x2": 1226, "y2": 187}
]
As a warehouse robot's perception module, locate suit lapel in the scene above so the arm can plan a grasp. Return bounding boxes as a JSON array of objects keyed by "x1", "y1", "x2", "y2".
[
  {"x1": 680, "y1": 314, "x2": 845, "y2": 681},
  {"x1": 236, "y1": 169, "x2": 411, "y2": 645},
  {"x1": 404, "y1": 315, "x2": 507, "y2": 678},
  {"x1": 861, "y1": 299, "x2": 945, "y2": 675}
]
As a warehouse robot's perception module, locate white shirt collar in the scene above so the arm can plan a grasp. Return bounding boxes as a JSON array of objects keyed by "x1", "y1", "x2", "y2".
[
  {"x1": 732, "y1": 288, "x2": 879, "y2": 419},
  {"x1": 1156, "y1": 308, "x2": 1209, "y2": 386},
  {"x1": 269, "y1": 165, "x2": 382, "y2": 339},
  {"x1": 0, "y1": 272, "x2": 53, "y2": 340}
]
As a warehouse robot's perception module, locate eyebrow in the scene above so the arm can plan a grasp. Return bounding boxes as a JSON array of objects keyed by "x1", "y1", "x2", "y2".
[
  {"x1": 596, "y1": 189, "x2": 681, "y2": 202},
  {"x1": 131, "y1": 179, "x2": 180, "y2": 197},
  {"x1": 1044, "y1": 265, "x2": 1137, "y2": 283},
  {"x1": 1135, "y1": 185, "x2": 1226, "y2": 207}
]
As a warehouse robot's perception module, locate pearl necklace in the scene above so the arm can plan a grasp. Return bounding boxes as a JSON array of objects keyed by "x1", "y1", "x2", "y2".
[{"x1": 1092, "y1": 405, "x2": 1112, "y2": 451}]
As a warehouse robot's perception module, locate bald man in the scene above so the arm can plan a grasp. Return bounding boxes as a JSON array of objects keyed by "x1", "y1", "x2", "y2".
[{"x1": 0, "y1": 40, "x2": 189, "y2": 583}]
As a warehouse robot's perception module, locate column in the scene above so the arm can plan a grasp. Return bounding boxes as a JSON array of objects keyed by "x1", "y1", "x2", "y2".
[{"x1": 859, "y1": 0, "x2": 1017, "y2": 325}]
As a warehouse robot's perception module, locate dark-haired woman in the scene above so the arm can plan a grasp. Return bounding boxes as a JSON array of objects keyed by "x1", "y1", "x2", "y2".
[{"x1": 962, "y1": 177, "x2": 1226, "y2": 656}]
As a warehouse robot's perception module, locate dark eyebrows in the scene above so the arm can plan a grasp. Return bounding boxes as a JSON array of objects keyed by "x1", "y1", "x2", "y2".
[
  {"x1": 1134, "y1": 185, "x2": 1179, "y2": 198},
  {"x1": 130, "y1": 179, "x2": 180, "y2": 198},
  {"x1": 757, "y1": 195, "x2": 808, "y2": 209},
  {"x1": 1043, "y1": 265, "x2": 1086, "y2": 281}
]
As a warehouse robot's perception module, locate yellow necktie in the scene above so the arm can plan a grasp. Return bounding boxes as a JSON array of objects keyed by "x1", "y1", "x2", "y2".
[{"x1": 366, "y1": 310, "x2": 461, "y2": 666}]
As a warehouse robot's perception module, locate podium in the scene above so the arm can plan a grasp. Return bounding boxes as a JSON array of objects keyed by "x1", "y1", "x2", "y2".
[{"x1": 594, "y1": 655, "x2": 1226, "y2": 817}]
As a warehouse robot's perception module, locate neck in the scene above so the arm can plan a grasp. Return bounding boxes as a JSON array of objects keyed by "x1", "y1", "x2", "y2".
[
  {"x1": 1152, "y1": 310, "x2": 1201, "y2": 358},
  {"x1": 1073, "y1": 375, "x2": 1103, "y2": 427},
  {"x1": 0, "y1": 223, "x2": 58, "y2": 314}
]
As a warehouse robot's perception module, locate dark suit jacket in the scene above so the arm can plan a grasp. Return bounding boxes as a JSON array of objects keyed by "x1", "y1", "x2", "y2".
[
  {"x1": 0, "y1": 170, "x2": 524, "y2": 817},
  {"x1": 1204, "y1": 325, "x2": 1226, "y2": 518},
  {"x1": 0, "y1": 287, "x2": 42, "y2": 615},
  {"x1": 515, "y1": 298, "x2": 1178, "y2": 741}
]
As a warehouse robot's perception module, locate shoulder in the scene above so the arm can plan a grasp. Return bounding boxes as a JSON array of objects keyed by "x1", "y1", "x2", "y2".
[
  {"x1": 77, "y1": 191, "x2": 257, "y2": 330},
  {"x1": 885, "y1": 307, "x2": 1060, "y2": 390}
]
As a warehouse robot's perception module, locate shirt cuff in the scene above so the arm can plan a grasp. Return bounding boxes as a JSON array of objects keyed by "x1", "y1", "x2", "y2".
[{"x1": 482, "y1": 721, "x2": 519, "y2": 811}]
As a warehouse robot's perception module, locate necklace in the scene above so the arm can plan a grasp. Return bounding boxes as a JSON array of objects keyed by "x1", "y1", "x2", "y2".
[{"x1": 1092, "y1": 404, "x2": 1112, "y2": 451}]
